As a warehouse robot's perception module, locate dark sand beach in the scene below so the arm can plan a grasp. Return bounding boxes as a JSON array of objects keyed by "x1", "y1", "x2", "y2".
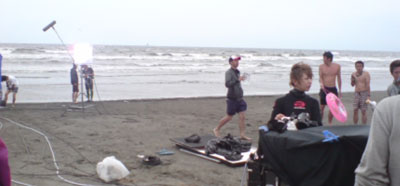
[{"x1": 0, "y1": 91, "x2": 387, "y2": 186}]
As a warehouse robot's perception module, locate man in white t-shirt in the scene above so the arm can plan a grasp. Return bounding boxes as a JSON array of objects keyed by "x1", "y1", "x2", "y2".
[{"x1": 3, "y1": 75, "x2": 19, "y2": 107}]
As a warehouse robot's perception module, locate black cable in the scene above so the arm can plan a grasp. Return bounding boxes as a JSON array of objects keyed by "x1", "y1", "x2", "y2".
[{"x1": 93, "y1": 78, "x2": 110, "y2": 115}]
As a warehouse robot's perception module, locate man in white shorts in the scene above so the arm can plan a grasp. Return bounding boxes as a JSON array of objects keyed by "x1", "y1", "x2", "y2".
[
  {"x1": 3, "y1": 75, "x2": 19, "y2": 107},
  {"x1": 351, "y1": 61, "x2": 370, "y2": 124}
]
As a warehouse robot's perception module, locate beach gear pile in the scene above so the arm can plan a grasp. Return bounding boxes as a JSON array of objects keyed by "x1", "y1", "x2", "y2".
[{"x1": 205, "y1": 134, "x2": 251, "y2": 161}]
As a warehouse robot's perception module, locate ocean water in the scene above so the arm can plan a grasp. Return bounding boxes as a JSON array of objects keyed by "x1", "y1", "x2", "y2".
[{"x1": 0, "y1": 43, "x2": 398, "y2": 103}]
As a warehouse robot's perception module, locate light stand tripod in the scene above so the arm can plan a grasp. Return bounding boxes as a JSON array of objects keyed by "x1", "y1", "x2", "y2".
[
  {"x1": 78, "y1": 65, "x2": 95, "y2": 113},
  {"x1": 80, "y1": 66, "x2": 85, "y2": 112},
  {"x1": 43, "y1": 21, "x2": 89, "y2": 113}
]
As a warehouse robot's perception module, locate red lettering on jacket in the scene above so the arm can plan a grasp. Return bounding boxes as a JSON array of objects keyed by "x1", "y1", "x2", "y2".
[{"x1": 294, "y1": 100, "x2": 306, "y2": 109}]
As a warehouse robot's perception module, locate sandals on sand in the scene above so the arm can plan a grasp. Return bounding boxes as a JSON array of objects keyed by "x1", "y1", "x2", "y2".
[
  {"x1": 142, "y1": 155, "x2": 161, "y2": 166},
  {"x1": 184, "y1": 134, "x2": 201, "y2": 143}
]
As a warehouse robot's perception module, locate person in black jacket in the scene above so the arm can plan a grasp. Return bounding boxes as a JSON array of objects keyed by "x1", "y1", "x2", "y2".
[
  {"x1": 214, "y1": 55, "x2": 251, "y2": 140},
  {"x1": 82, "y1": 65, "x2": 94, "y2": 102},
  {"x1": 70, "y1": 64, "x2": 79, "y2": 103},
  {"x1": 268, "y1": 62, "x2": 322, "y2": 130}
]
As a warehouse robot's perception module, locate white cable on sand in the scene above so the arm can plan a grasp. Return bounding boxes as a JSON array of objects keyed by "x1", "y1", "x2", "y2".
[
  {"x1": 0, "y1": 120, "x2": 32, "y2": 186},
  {"x1": 0, "y1": 117, "x2": 105, "y2": 186},
  {"x1": 11, "y1": 179, "x2": 33, "y2": 186},
  {"x1": 240, "y1": 163, "x2": 248, "y2": 186}
]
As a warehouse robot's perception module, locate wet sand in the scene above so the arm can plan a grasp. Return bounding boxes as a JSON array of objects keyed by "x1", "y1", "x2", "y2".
[{"x1": 0, "y1": 91, "x2": 387, "y2": 185}]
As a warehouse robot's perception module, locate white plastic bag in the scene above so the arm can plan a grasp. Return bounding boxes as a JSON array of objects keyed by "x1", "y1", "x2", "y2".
[
  {"x1": 366, "y1": 99, "x2": 377, "y2": 110},
  {"x1": 96, "y1": 156, "x2": 130, "y2": 182}
]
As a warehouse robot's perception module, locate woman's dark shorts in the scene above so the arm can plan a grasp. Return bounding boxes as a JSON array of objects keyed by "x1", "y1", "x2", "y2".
[{"x1": 226, "y1": 99, "x2": 247, "y2": 116}]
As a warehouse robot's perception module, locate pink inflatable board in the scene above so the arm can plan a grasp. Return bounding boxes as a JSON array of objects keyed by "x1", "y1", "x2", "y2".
[{"x1": 326, "y1": 93, "x2": 347, "y2": 123}]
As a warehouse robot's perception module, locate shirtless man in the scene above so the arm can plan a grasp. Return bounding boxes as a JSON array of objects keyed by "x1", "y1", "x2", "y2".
[
  {"x1": 351, "y1": 61, "x2": 370, "y2": 124},
  {"x1": 319, "y1": 51, "x2": 342, "y2": 125}
]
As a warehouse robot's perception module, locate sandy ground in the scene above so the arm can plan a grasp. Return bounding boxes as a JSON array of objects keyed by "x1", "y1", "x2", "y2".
[{"x1": 0, "y1": 91, "x2": 387, "y2": 186}]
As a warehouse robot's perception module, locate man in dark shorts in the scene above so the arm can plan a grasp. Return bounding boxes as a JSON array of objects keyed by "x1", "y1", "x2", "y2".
[
  {"x1": 319, "y1": 86, "x2": 339, "y2": 105},
  {"x1": 319, "y1": 51, "x2": 342, "y2": 124},
  {"x1": 70, "y1": 64, "x2": 79, "y2": 103},
  {"x1": 214, "y1": 55, "x2": 251, "y2": 140}
]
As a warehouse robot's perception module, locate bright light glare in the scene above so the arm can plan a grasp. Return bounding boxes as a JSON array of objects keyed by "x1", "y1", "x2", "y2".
[{"x1": 73, "y1": 43, "x2": 93, "y2": 65}]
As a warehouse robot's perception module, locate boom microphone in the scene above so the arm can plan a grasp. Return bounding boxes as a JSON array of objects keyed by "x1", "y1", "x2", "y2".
[
  {"x1": 42, "y1": 20, "x2": 75, "y2": 63},
  {"x1": 43, "y1": 20, "x2": 56, "y2": 32}
]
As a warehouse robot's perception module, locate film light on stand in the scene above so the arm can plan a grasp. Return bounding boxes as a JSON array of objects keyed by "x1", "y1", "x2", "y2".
[{"x1": 73, "y1": 43, "x2": 93, "y2": 65}]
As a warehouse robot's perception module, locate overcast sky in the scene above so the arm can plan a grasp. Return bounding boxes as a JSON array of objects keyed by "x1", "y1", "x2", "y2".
[{"x1": 1, "y1": 0, "x2": 399, "y2": 51}]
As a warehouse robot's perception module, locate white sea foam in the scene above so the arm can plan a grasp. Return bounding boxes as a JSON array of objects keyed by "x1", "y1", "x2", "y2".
[{"x1": 0, "y1": 43, "x2": 398, "y2": 103}]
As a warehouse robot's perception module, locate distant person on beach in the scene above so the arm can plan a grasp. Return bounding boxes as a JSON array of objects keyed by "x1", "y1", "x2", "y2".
[
  {"x1": 214, "y1": 55, "x2": 251, "y2": 140},
  {"x1": 351, "y1": 61, "x2": 371, "y2": 124},
  {"x1": 2, "y1": 75, "x2": 19, "y2": 107},
  {"x1": 387, "y1": 60, "x2": 400, "y2": 96},
  {"x1": 354, "y1": 95, "x2": 400, "y2": 186},
  {"x1": 319, "y1": 51, "x2": 342, "y2": 124},
  {"x1": 82, "y1": 65, "x2": 94, "y2": 102},
  {"x1": 70, "y1": 64, "x2": 79, "y2": 103},
  {"x1": 267, "y1": 62, "x2": 322, "y2": 128}
]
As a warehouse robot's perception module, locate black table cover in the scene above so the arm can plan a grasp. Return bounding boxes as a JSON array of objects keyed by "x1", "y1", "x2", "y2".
[{"x1": 257, "y1": 125, "x2": 369, "y2": 186}]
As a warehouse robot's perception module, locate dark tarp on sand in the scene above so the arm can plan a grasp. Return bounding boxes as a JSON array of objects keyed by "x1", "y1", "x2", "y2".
[{"x1": 257, "y1": 125, "x2": 369, "y2": 186}]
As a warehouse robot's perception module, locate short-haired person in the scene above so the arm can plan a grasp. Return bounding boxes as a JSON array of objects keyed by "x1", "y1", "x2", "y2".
[
  {"x1": 354, "y1": 96, "x2": 400, "y2": 186},
  {"x1": 351, "y1": 61, "x2": 371, "y2": 124},
  {"x1": 3, "y1": 75, "x2": 19, "y2": 107},
  {"x1": 268, "y1": 62, "x2": 322, "y2": 127},
  {"x1": 70, "y1": 64, "x2": 79, "y2": 103},
  {"x1": 214, "y1": 55, "x2": 251, "y2": 140},
  {"x1": 319, "y1": 51, "x2": 342, "y2": 124},
  {"x1": 387, "y1": 60, "x2": 400, "y2": 96}
]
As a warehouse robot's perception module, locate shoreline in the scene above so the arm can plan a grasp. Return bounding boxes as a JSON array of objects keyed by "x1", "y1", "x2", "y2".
[{"x1": 6, "y1": 90, "x2": 386, "y2": 105}]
